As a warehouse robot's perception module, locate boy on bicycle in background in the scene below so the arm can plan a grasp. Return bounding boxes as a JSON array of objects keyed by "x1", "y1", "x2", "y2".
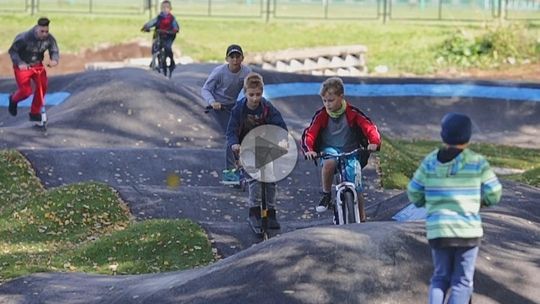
[
  {"x1": 407, "y1": 113, "x2": 502, "y2": 304},
  {"x1": 226, "y1": 72, "x2": 287, "y2": 229},
  {"x1": 141, "y1": 0, "x2": 179, "y2": 74},
  {"x1": 202, "y1": 44, "x2": 252, "y2": 184},
  {"x1": 302, "y1": 77, "x2": 381, "y2": 216}
]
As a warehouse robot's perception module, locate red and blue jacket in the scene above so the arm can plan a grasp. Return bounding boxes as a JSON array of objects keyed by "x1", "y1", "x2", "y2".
[
  {"x1": 143, "y1": 12, "x2": 180, "y2": 39},
  {"x1": 301, "y1": 103, "x2": 381, "y2": 164}
]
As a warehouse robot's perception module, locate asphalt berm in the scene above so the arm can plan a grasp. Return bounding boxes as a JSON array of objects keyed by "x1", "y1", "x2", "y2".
[{"x1": 0, "y1": 65, "x2": 538, "y2": 303}]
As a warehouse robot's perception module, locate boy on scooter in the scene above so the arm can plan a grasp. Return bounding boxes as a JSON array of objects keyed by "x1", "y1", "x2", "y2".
[{"x1": 226, "y1": 72, "x2": 287, "y2": 230}]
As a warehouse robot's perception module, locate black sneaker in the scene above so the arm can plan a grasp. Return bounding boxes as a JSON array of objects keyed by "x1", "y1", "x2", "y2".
[
  {"x1": 316, "y1": 192, "x2": 332, "y2": 213},
  {"x1": 248, "y1": 206, "x2": 261, "y2": 229},
  {"x1": 8, "y1": 94, "x2": 17, "y2": 116},
  {"x1": 267, "y1": 208, "x2": 280, "y2": 230},
  {"x1": 29, "y1": 112, "x2": 42, "y2": 121}
]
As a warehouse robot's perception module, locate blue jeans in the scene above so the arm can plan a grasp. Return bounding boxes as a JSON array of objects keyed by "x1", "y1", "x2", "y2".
[
  {"x1": 211, "y1": 105, "x2": 236, "y2": 170},
  {"x1": 429, "y1": 246, "x2": 479, "y2": 304}
]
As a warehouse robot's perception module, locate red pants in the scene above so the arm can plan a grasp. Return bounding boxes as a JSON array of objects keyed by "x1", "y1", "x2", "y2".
[{"x1": 12, "y1": 63, "x2": 48, "y2": 115}]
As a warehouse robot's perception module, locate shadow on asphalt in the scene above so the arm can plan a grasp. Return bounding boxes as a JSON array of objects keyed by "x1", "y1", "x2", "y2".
[{"x1": 0, "y1": 66, "x2": 538, "y2": 303}]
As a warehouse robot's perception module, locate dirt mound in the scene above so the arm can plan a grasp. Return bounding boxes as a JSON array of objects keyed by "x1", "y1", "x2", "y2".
[
  {"x1": 0, "y1": 68, "x2": 220, "y2": 149},
  {"x1": 0, "y1": 42, "x2": 152, "y2": 78},
  {"x1": 1, "y1": 183, "x2": 538, "y2": 304}
]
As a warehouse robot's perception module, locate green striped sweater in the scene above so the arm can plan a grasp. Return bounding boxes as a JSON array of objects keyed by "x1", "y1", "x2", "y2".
[{"x1": 407, "y1": 148, "x2": 502, "y2": 240}]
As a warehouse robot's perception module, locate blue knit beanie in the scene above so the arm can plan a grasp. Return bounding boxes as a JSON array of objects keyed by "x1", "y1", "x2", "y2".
[{"x1": 440, "y1": 113, "x2": 472, "y2": 145}]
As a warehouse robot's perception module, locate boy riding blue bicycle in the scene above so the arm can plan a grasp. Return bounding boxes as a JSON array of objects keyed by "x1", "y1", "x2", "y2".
[{"x1": 302, "y1": 77, "x2": 381, "y2": 217}]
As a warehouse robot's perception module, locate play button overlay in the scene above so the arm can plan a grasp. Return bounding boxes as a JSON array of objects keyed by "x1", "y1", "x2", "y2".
[{"x1": 239, "y1": 125, "x2": 297, "y2": 183}]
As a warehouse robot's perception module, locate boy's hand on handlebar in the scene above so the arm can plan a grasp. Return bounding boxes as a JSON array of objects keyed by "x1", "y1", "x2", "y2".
[
  {"x1": 156, "y1": 29, "x2": 173, "y2": 34},
  {"x1": 231, "y1": 144, "x2": 241, "y2": 153},
  {"x1": 141, "y1": 26, "x2": 150, "y2": 32},
  {"x1": 211, "y1": 102, "x2": 222, "y2": 110},
  {"x1": 305, "y1": 151, "x2": 318, "y2": 160},
  {"x1": 367, "y1": 144, "x2": 378, "y2": 151}
]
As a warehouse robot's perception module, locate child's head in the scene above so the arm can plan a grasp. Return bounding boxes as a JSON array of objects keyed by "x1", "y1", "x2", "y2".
[
  {"x1": 161, "y1": 1, "x2": 172, "y2": 14},
  {"x1": 440, "y1": 113, "x2": 472, "y2": 146},
  {"x1": 319, "y1": 77, "x2": 345, "y2": 112},
  {"x1": 225, "y1": 44, "x2": 244, "y2": 71},
  {"x1": 244, "y1": 72, "x2": 264, "y2": 109}
]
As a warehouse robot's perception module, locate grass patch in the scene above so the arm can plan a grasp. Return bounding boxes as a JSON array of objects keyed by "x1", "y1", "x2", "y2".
[
  {"x1": 435, "y1": 22, "x2": 540, "y2": 69},
  {"x1": 0, "y1": 150, "x2": 214, "y2": 282},
  {"x1": 506, "y1": 167, "x2": 540, "y2": 187},
  {"x1": 379, "y1": 136, "x2": 540, "y2": 189},
  {"x1": 0, "y1": 15, "x2": 537, "y2": 75}
]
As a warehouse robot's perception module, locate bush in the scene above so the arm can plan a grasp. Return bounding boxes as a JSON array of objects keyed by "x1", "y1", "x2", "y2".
[{"x1": 435, "y1": 23, "x2": 539, "y2": 68}]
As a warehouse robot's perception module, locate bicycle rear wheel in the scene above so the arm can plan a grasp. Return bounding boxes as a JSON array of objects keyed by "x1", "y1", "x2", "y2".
[{"x1": 343, "y1": 191, "x2": 356, "y2": 224}]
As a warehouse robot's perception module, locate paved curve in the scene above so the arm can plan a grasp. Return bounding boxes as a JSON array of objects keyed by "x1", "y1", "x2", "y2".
[{"x1": 0, "y1": 66, "x2": 538, "y2": 303}]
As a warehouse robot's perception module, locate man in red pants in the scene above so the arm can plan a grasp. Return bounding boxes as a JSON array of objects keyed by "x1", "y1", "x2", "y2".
[{"x1": 8, "y1": 17, "x2": 59, "y2": 121}]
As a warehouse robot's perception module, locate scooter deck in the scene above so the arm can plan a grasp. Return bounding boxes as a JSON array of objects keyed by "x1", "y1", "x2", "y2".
[{"x1": 220, "y1": 180, "x2": 241, "y2": 186}]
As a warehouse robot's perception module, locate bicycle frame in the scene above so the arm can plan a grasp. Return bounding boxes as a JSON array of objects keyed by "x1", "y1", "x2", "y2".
[
  {"x1": 149, "y1": 31, "x2": 171, "y2": 77},
  {"x1": 319, "y1": 148, "x2": 364, "y2": 225}
]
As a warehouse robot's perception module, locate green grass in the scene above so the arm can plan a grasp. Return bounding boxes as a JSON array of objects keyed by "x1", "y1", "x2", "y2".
[
  {"x1": 0, "y1": 150, "x2": 214, "y2": 282},
  {"x1": 379, "y1": 136, "x2": 540, "y2": 189},
  {"x1": 1, "y1": 14, "x2": 537, "y2": 75},
  {"x1": 507, "y1": 166, "x2": 540, "y2": 187}
]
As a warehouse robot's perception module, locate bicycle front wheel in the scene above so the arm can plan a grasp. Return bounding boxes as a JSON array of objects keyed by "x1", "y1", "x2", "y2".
[{"x1": 343, "y1": 191, "x2": 356, "y2": 224}]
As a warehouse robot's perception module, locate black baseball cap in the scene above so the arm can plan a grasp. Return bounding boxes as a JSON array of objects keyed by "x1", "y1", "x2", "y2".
[{"x1": 226, "y1": 44, "x2": 243, "y2": 57}]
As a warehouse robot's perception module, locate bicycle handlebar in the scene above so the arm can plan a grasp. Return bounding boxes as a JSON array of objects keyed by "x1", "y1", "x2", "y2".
[
  {"x1": 204, "y1": 104, "x2": 233, "y2": 114},
  {"x1": 141, "y1": 28, "x2": 175, "y2": 34},
  {"x1": 304, "y1": 147, "x2": 368, "y2": 160}
]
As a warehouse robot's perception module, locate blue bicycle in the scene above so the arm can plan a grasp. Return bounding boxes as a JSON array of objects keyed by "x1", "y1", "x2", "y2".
[{"x1": 314, "y1": 147, "x2": 368, "y2": 225}]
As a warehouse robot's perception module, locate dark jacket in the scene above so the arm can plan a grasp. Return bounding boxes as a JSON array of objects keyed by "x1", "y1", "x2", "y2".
[
  {"x1": 226, "y1": 98, "x2": 287, "y2": 148},
  {"x1": 143, "y1": 13, "x2": 180, "y2": 41},
  {"x1": 9, "y1": 26, "x2": 59, "y2": 66}
]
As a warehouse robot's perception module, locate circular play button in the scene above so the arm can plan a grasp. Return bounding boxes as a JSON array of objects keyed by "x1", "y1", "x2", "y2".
[{"x1": 238, "y1": 125, "x2": 298, "y2": 183}]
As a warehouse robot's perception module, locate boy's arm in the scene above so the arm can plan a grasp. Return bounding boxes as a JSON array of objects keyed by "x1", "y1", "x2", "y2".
[
  {"x1": 142, "y1": 17, "x2": 158, "y2": 31},
  {"x1": 226, "y1": 104, "x2": 242, "y2": 148},
  {"x1": 171, "y1": 17, "x2": 180, "y2": 33},
  {"x1": 267, "y1": 102, "x2": 288, "y2": 131},
  {"x1": 301, "y1": 109, "x2": 324, "y2": 153},
  {"x1": 407, "y1": 163, "x2": 427, "y2": 208},
  {"x1": 8, "y1": 34, "x2": 26, "y2": 66},
  {"x1": 201, "y1": 68, "x2": 220, "y2": 105},
  {"x1": 480, "y1": 159, "x2": 502, "y2": 206},
  {"x1": 47, "y1": 34, "x2": 60, "y2": 63},
  {"x1": 355, "y1": 113, "x2": 381, "y2": 149}
]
